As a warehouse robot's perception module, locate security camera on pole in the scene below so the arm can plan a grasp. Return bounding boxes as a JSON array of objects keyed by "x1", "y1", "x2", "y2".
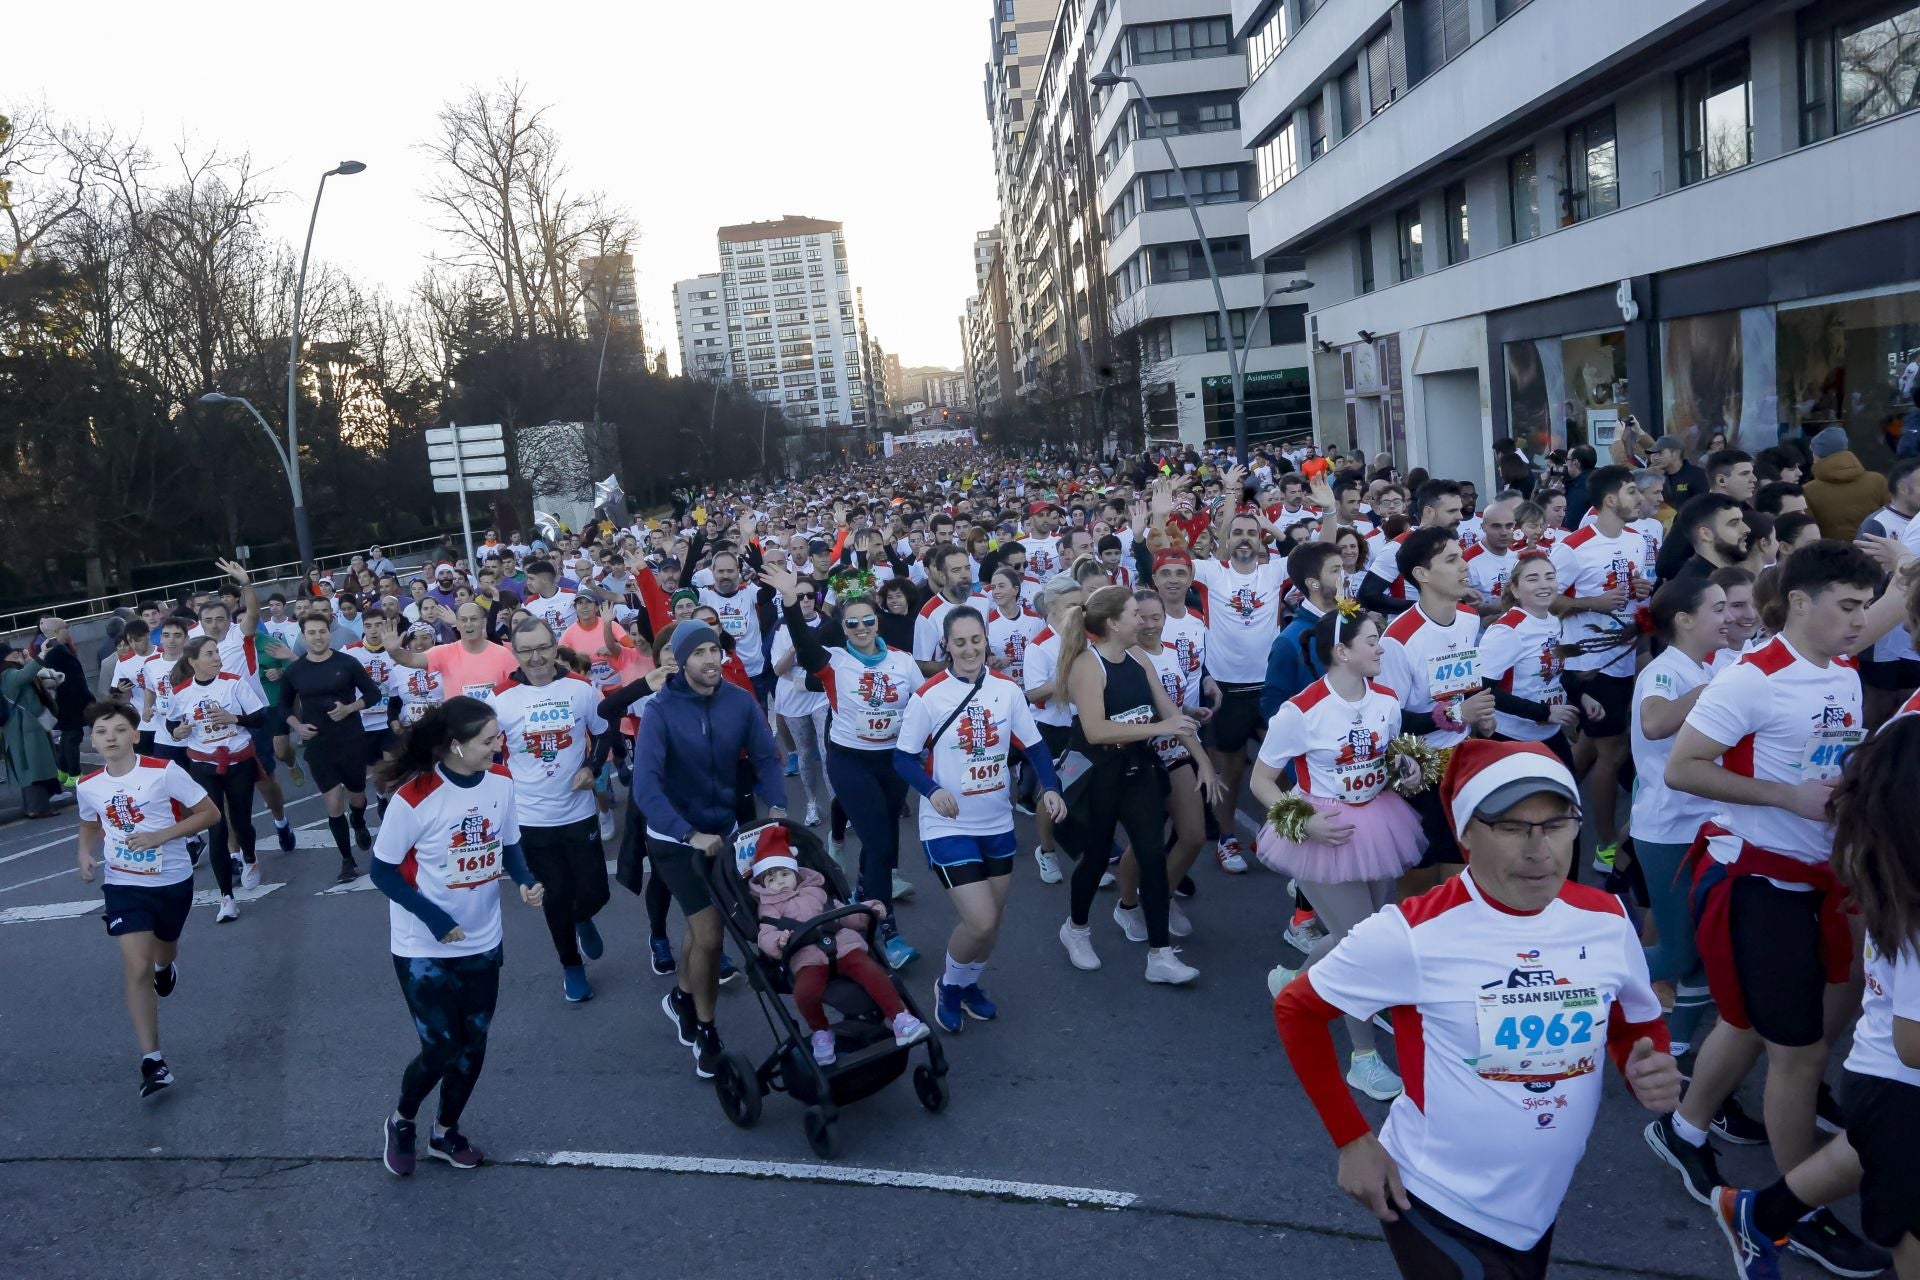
[{"x1": 426, "y1": 424, "x2": 506, "y2": 568}]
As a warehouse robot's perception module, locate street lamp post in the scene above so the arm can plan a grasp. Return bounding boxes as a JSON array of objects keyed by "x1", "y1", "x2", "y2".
[
  {"x1": 199, "y1": 392, "x2": 295, "y2": 559},
  {"x1": 285, "y1": 160, "x2": 366, "y2": 566}
]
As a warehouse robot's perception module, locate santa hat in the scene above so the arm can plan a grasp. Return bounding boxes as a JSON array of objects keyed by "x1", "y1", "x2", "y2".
[
  {"x1": 1439, "y1": 739, "x2": 1579, "y2": 845},
  {"x1": 744, "y1": 825, "x2": 799, "y2": 881}
]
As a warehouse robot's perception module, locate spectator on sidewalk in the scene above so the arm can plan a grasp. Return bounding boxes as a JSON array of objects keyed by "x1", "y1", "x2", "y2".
[
  {"x1": 37, "y1": 617, "x2": 93, "y2": 786},
  {"x1": 1803, "y1": 424, "x2": 1889, "y2": 542},
  {"x1": 1, "y1": 641, "x2": 60, "y2": 818}
]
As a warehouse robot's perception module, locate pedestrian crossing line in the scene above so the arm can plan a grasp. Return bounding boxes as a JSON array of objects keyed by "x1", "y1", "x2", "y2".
[{"x1": 0, "y1": 883, "x2": 285, "y2": 926}]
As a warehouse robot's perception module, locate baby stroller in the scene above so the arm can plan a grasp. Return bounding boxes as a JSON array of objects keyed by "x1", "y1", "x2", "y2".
[{"x1": 706, "y1": 819, "x2": 950, "y2": 1158}]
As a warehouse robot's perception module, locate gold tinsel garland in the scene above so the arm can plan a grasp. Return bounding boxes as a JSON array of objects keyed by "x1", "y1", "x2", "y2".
[{"x1": 1263, "y1": 735, "x2": 1452, "y2": 843}]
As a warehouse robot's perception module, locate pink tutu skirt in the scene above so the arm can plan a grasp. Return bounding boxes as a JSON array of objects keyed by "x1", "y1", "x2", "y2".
[{"x1": 1255, "y1": 790, "x2": 1427, "y2": 884}]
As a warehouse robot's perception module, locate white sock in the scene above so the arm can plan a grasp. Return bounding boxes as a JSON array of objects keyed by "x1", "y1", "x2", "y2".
[
  {"x1": 274, "y1": 818, "x2": 289, "y2": 830},
  {"x1": 1671, "y1": 1112, "x2": 1710, "y2": 1148},
  {"x1": 943, "y1": 955, "x2": 983, "y2": 988},
  {"x1": 142, "y1": 1050, "x2": 164, "y2": 1062},
  {"x1": 153, "y1": 962, "x2": 167, "y2": 973}
]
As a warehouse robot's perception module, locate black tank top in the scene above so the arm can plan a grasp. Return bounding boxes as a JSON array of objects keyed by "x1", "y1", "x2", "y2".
[{"x1": 1071, "y1": 648, "x2": 1158, "y2": 763}]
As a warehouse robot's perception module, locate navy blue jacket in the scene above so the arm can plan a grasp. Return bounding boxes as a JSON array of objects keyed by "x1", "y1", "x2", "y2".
[
  {"x1": 632, "y1": 674, "x2": 787, "y2": 843},
  {"x1": 1261, "y1": 609, "x2": 1328, "y2": 721}
]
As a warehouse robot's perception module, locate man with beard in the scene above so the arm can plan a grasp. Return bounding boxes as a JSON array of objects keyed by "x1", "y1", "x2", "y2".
[{"x1": 1661, "y1": 494, "x2": 1751, "y2": 584}]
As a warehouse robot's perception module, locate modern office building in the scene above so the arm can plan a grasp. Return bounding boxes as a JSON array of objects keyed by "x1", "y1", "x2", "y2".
[
  {"x1": 1236, "y1": 0, "x2": 1920, "y2": 484},
  {"x1": 580, "y1": 254, "x2": 643, "y2": 347},
  {"x1": 672, "y1": 273, "x2": 729, "y2": 379}
]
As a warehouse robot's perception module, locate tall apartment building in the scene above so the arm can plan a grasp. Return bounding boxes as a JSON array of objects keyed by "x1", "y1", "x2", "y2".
[
  {"x1": 1236, "y1": 0, "x2": 1920, "y2": 484},
  {"x1": 672, "y1": 273, "x2": 729, "y2": 378},
  {"x1": 580, "y1": 254, "x2": 643, "y2": 347}
]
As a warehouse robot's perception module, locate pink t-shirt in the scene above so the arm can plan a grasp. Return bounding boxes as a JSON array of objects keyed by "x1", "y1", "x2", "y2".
[{"x1": 426, "y1": 642, "x2": 520, "y2": 703}]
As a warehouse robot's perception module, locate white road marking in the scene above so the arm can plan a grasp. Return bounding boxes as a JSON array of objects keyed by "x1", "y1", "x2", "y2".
[
  {"x1": 0, "y1": 883, "x2": 285, "y2": 926},
  {"x1": 542, "y1": 1150, "x2": 1138, "y2": 1208}
]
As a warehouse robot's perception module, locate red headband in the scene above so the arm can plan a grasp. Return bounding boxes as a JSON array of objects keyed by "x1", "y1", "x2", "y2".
[{"x1": 1151, "y1": 549, "x2": 1194, "y2": 574}]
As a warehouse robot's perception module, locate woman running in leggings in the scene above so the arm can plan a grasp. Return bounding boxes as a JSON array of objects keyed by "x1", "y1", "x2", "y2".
[
  {"x1": 164, "y1": 636, "x2": 265, "y2": 923},
  {"x1": 760, "y1": 563, "x2": 926, "y2": 970},
  {"x1": 1251, "y1": 607, "x2": 1427, "y2": 1101},
  {"x1": 372, "y1": 696, "x2": 545, "y2": 1177}
]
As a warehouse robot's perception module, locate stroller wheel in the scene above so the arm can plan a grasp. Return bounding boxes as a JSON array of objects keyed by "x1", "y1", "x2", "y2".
[
  {"x1": 803, "y1": 1106, "x2": 839, "y2": 1160},
  {"x1": 912, "y1": 1064, "x2": 949, "y2": 1113},
  {"x1": 714, "y1": 1052, "x2": 762, "y2": 1129}
]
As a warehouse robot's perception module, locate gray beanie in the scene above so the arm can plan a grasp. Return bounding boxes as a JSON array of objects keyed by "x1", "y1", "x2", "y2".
[
  {"x1": 671, "y1": 620, "x2": 721, "y2": 669},
  {"x1": 1809, "y1": 425, "x2": 1849, "y2": 459}
]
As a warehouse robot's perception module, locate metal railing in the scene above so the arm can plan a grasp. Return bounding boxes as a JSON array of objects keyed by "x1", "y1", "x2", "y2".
[{"x1": 0, "y1": 533, "x2": 459, "y2": 638}]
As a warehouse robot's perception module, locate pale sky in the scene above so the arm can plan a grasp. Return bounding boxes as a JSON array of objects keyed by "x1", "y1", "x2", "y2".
[{"x1": 14, "y1": 0, "x2": 998, "y2": 371}]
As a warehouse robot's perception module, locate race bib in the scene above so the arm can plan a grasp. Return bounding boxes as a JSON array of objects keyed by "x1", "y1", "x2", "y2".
[
  {"x1": 1799, "y1": 728, "x2": 1862, "y2": 782},
  {"x1": 444, "y1": 841, "x2": 502, "y2": 890},
  {"x1": 1426, "y1": 648, "x2": 1481, "y2": 700},
  {"x1": 857, "y1": 707, "x2": 901, "y2": 744},
  {"x1": 719, "y1": 610, "x2": 748, "y2": 637},
  {"x1": 959, "y1": 758, "x2": 1005, "y2": 796},
  {"x1": 105, "y1": 833, "x2": 163, "y2": 877},
  {"x1": 1332, "y1": 760, "x2": 1389, "y2": 803},
  {"x1": 463, "y1": 682, "x2": 496, "y2": 701},
  {"x1": 1470, "y1": 983, "x2": 1606, "y2": 1107}
]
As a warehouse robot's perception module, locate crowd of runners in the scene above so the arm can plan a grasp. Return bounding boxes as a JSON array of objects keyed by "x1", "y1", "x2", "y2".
[{"x1": 41, "y1": 424, "x2": 1920, "y2": 1278}]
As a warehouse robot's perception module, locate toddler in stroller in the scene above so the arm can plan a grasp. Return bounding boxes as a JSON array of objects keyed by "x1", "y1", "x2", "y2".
[{"x1": 747, "y1": 831, "x2": 930, "y2": 1065}]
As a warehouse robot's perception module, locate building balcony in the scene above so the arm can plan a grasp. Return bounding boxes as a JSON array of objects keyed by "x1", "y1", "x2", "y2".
[
  {"x1": 1237, "y1": 0, "x2": 1392, "y2": 153},
  {"x1": 1114, "y1": 270, "x2": 1277, "y2": 329},
  {"x1": 1092, "y1": 55, "x2": 1249, "y2": 155},
  {"x1": 1100, "y1": 128, "x2": 1252, "y2": 215},
  {"x1": 1104, "y1": 201, "x2": 1255, "y2": 275}
]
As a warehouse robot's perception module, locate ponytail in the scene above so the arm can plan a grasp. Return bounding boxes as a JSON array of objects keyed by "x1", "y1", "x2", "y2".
[
  {"x1": 375, "y1": 695, "x2": 497, "y2": 792},
  {"x1": 172, "y1": 635, "x2": 218, "y2": 689}
]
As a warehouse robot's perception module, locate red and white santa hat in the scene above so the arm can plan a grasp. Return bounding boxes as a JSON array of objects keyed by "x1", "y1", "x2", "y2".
[
  {"x1": 744, "y1": 824, "x2": 799, "y2": 881},
  {"x1": 1439, "y1": 739, "x2": 1579, "y2": 846}
]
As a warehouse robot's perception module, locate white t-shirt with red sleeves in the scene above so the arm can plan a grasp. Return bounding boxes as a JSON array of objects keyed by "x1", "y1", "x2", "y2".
[
  {"x1": 1549, "y1": 524, "x2": 1652, "y2": 678},
  {"x1": 1682, "y1": 635, "x2": 1862, "y2": 864},
  {"x1": 1305, "y1": 871, "x2": 1662, "y2": 1251},
  {"x1": 373, "y1": 765, "x2": 521, "y2": 959},
  {"x1": 1141, "y1": 642, "x2": 1199, "y2": 767},
  {"x1": 983, "y1": 601, "x2": 1044, "y2": 685},
  {"x1": 525, "y1": 589, "x2": 579, "y2": 637},
  {"x1": 1160, "y1": 609, "x2": 1207, "y2": 688},
  {"x1": 1846, "y1": 932, "x2": 1920, "y2": 1087},
  {"x1": 1021, "y1": 629, "x2": 1072, "y2": 728},
  {"x1": 1478, "y1": 608, "x2": 1566, "y2": 742},
  {"x1": 808, "y1": 642, "x2": 922, "y2": 750},
  {"x1": 1191, "y1": 558, "x2": 1288, "y2": 685},
  {"x1": 389, "y1": 662, "x2": 445, "y2": 727},
  {"x1": 216, "y1": 626, "x2": 265, "y2": 701},
  {"x1": 487, "y1": 674, "x2": 608, "y2": 828},
  {"x1": 77, "y1": 757, "x2": 209, "y2": 886},
  {"x1": 141, "y1": 653, "x2": 184, "y2": 731},
  {"x1": 166, "y1": 674, "x2": 265, "y2": 762},
  {"x1": 897, "y1": 670, "x2": 1043, "y2": 841},
  {"x1": 1367, "y1": 532, "x2": 1418, "y2": 605},
  {"x1": 344, "y1": 642, "x2": 399, "y2": 733},
  {"x1": 112, "y1": 649, "x2": 161, "y2": 732},
  {"x1": 912, "y1": 593, "x2": 967, "y2": 667},
  {"x1": 1020, "y1": 535, "x2": 1063, "y2": 582},
  {"x1": 1379, "y1": 604, "x2": 1483, "y2": 749},
  {"x1": 1255, "y1": 677, "x2": 1402, "y2": 803},
  {"x1": 1629, "y1": 646, "x2": 1716, "y2": 845},
  {"x1": 697, "y1": 586, "x2": 763, "y2": 675},
  {"x1": 1462, "y1": 544, "x2": 1517, "y2": 603}
]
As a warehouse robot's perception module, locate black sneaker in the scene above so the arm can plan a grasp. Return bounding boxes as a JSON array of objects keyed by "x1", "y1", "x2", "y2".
[
  {"x1": 383, "y1": 1116, "x2": 417, "y2": 1176},
  {"x1": 1786, "y1": 1207, "x2": 1890, "y2": 1278},
  {"x1": 139, "y1": 1056, "x2": 173, "y2": 1098},
  {"x1": 1814, "y1": 1082, "x2": 1844, "y2": 1136},
  {"x1": 337, "y1": 857, "x2": 359, "y2": 884},
  {"x1": 351, "y1": 818, "x2": 373, "y2": 852},
  {"x1": 1644, "y1": 1114, "x2": 1722, "y2": 1205},
  {"x1": 153, "y1": 962, "x2": 177, "y2": 999},
  {"x1": 1711, "y1": 1094, "x2": 1768, "y2": 1146},
  {"x1": 1175, "y1": 874, "x2": 1196, "y2": 900},
  {"x1": 186, "y1": 836, "x2": 205, "y2": 867},
  {"x1": 276, "y1": 823, "x2": 295, "y2": 852},
  {"x1": 692, "y1": 1024, "x2": 722, "y2": 1080},
  {"x1": 661, "y1": 989, "x2": 697, "y2": 1047}
]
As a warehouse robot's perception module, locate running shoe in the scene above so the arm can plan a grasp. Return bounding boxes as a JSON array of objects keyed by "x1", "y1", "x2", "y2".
[
  {"x1": 1786, "y1": 1208, "x2": 1889, "y2": 1278},
  {"x1": 383, "y1": 1116, "x2": 417, "y2": 1177},
  {"x1": 1175, "y1": 874, "x2": 1197, "y2": 899},
  {"x1": 186, "y1": 836, "x2": 205, "y2": 866},
  {"x1": 803, "y1": 803, "x2": 820, "y2": 828},
  {"x1": 1059, "y1": 920, "x2": 1102, "y2": 970},
  {"x1": 649, "y1": 936, "x2": 677, "y2": 976},
  {"x1": 1346, "y1": 1051, "x2": 1404, "y2": 1101},
  {"x1": 1267, "y1": 963, "x2": 1298, "y2": 998},
  {"x1": 1284, "y1": 912, "x2": 1327, "y2": 954},
  {"x1": 1098, "y1": 868, "x2": 1117, "y2": 889},
  {"x1": 351, "y1": 818, "x2": 373, "y2": 852},
  {"x1": 1711, "y1": 1095, "x2": 1768, "y2": 1146},
  {"x1": 138, "y1": 1056, "x2": 173, "y2": 1098},
  {"x1": 596, "y1": 807, "x2": 617, "y2": 844},
  {"x1": 890, "y1": 871, "x2": 916, "y2": 901},
  {"x1": 958, "y1": 983, "x2": 997, "y2": 1021},
  {"x1": 57, "y1": 769, "x2": 77, "y2": 790},
  {"x1": 1215, "y1": 836, "x2": 1249, "y2": 874},
  {"x1": 240, "y1": 860, "x2": 261, "y2": 890},
  {"x1": 562, "y1": 965, "x2": 593, "y2": 1003},
  {"x1": 1645, "y1": 1114, "x2": 1724, "y2": 1205},
  {"x1": 1112, "y1": 902, "x2": 1148, "y2": 942},
  {"x1": 153, "y1": 962, "x2": 177, "y2": 998},
  {"x1": 1167, "y1": 900, "x2": 1193, "y2": 939},
  {"x1": 784, "y1": 751, "x2": 799, "y2": 777},
  {"x1": 1591, "y1": 842, "x2": 1619, "y2": 877},
  {"x1": 891, "y1": 1013, "x2": 931, "y2": 1047},
  {"x1": 932, "y1": 980, "x2": 966, "y2": 1034},
  {"x1": 717, "y1": 952, "x2": 740, "y2": 985},
  {"x1": 337, "y1": 857, "x2": 359, "y2": 884},
  {"x1": 1013, "y1": 796, "x2": 1035, "y2": 817},
  {"x1": 1033, "y1": 847, "x2": 1064, "y2": 884},
  {"x1": 692, "y1": 1024, "x2": 723, "y2": 1079},
  {"x1": 428, "y1": 1129, "x2": 484, "y2": 1169},
  {"x1": 575, "y1": 918, "x2": 604, "y2": 961},
  {"x1": 881, "y1": 931, "x2": 920, "y2": 970},
  {"x1": 216, "y1": 896, "x2": 238, "y2": 923},
  {"x1": 229, "y1": 856, "x2": 244, "y2": 887},
  {"x1": 810, "y1": 1030, "x2": 837, "y2": 1065},
  {"x1": 1711, "y1": 1187, "x2": 1784, "y2": 1280},
  {"x1": 662, "y1": 989, "x2": 697, "y2": 1047},
  {"x1": 1144, "y1": 949, "x2": 1199, "y2": 985},
  {"x1": 288, "y1": 764, "x2": 306, "y2": 788},
  {"x1": 275, "y1": 823, "x2": 295, "y2": 852},
  {"x1": 1814, "y1": 1082, "x2": 1845, "y2": 1136}
]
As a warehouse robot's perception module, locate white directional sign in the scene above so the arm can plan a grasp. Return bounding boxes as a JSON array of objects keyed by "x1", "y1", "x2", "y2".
[
  {"x1": 425, "y1": 423, "x2": 503, "y2": 446},
  {"x1": 434, "y1": 473, "x2": 510, "y2": 493},
  {"x1": 428, "y1": 440, "x2": 505, "y2": 462},
  {"x1": 431, "y1": 457, "x2": 505, "y2": 479},
  {"x1": 425, "y1": 424, "x2": 509, "y2": 564}
]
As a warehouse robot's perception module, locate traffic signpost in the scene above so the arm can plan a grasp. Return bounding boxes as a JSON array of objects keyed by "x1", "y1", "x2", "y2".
[{"x1": 424, "y1": 424, "x2": 506, "y2": 568}]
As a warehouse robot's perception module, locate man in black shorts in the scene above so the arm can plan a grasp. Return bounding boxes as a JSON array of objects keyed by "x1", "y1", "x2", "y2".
[
  {"x1": 633, "y1": 622, "x2": 786, "y2": 1079},
  {"x1": 281, "y1": 614, "x2": 386, "y2": 881}
]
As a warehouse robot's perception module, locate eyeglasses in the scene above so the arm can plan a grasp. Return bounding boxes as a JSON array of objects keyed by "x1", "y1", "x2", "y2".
[
  {"x1": 513, "y1": 643, "x2": 557, "y2": 658},
  {"x1": 842, "y1": 615, "x2": 878, "y2": 629},
  {"x1": 1476, "y1": 815, "x2": 1583, "y2": 842}
]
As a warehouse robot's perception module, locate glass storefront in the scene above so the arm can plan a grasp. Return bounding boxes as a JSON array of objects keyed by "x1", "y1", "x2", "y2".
[
  {"x1": 1776, "y1": 284, "x2": 1920, "y2": 463},
  {"x1": 1659, "y1": 306, "x2": 1777, "y2": 454},
  {"x1": 1201, "y1": 366, "x2": 1313, "y2": 447},
  {"x1": 1503, "y1": 328, "x2": 1629, "y2": 455}
]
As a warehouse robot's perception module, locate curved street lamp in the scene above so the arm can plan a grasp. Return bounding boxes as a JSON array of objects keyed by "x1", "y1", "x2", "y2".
[{"x1": 283, "y1": 160, "x2": 367, "y2": 564}]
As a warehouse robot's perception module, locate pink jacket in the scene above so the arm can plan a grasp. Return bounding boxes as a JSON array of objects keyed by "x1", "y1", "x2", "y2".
[{"x1": 752, "y1": 867, "x2": 871, "y2": 970}]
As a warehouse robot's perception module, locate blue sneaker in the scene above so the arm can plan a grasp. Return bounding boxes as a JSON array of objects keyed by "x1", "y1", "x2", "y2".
[
  {"x1": 1712, "y1": 1187, "x2": 1783, "y2": 1280},
  {"x1": 958, "y1": 983, "x2": 997, "y2": 1021},
  {"x1": 649, "y1": 936, "x2": 677, "y2": 976},
  {"x1": 575, "y1": 918, "x2": 604, "y2": 961},
  {"x1": 562, "y1": 965, "x2": 593, "y2": 1003},
  {"x1": 784, "y1": 751, "x2": 799, "y2": 777},
  {"x1": 718, "y1": 952, "x2": 740, "y2": 985},
  {"x1": 881, "y1": 932, "x2": 920, "y2": 970},
  {"x1": 932, "y1": 980, "x2": 965, "y2": 1034}
]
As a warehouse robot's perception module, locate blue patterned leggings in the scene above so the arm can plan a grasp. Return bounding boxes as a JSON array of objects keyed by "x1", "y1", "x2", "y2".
[{"x1": 392, "y1": 946, "x2": 501, "y2": 1127}]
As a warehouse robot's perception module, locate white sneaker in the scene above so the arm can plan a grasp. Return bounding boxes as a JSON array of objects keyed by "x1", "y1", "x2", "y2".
[
  {"x1": 1098, "y1": 868, "x2": 1117, "y2": 889},
  {"x1": 1059, "y1": 920, "x2": 1102, "y2": 970},
  {"x1": 240, "y1": 860, "x2": 261, "y2": 890},
  {"x1": 1145, "y1": 948, "x2": 1199, "y2": 985},
  {"x1": 1112, "y1": 902, "x2": 1148, "y2": 942},
  {"x1": 810, "y1": 1029, "x2": 837, "y2": 1065},
  {"x1": 216, "y1": 896, "x2": 239, "y2": 923},
  {"x1": 1346, "y1": 1050, "x2": 1404, "y2": 1101},
  {"x1": 597, "y1": 807, "x2": 617, "y2": 844},
  {"x1": 1267, "y1": 963, "x2": 1299, "y2": 998},
  {"x1": 1215, "y1": 837, "x2": 1249, "y2": 874},
  {"x1": 890, "y1": 871, "x2": 915, "y2": 901},
  {"x1": 804, "y1": 803, "x2": 820, "y2": 828},
  {"x1": 1283, "y1": 914, "x2": 1327, "y2": 953},
  {"x1": 1167, "y1": 900, "x2": 1192, "y2": 938},
  {"x1": 1033, "y1": 847, "x2": 1064, "y2": 884},
  {"x1": 891, "y1": 1013, "x2": 931, "y2": 1046}
]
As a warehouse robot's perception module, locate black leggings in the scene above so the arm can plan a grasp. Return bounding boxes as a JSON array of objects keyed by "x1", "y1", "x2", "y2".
[
  {"x1": 520, "y1": 818, "x2": 610, "y2": 968},
  {"x1": 393, "y1": 947, "x2": 501, "y2": 1129},
  {"x1": 1069, "y1": 753, "x2": 1172, "y2": 947},
  {"x1": 826, "y1": 743, "x2": 908, "y2": 910},
  {"x1": 621, "y1": 798, "x2": 679, "y2": 939},
  {"x1": 1379, "y1": 1193, "x2": 1553, "y2": 1279},
  {"x1": 187, "y1": 759, "x2": 256, "y2": 897}
]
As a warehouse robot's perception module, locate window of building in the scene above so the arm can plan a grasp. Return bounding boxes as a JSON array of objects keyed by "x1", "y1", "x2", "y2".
[
  {"x1": 1256, "y1": 122, "x2": 1298, "y2": 198},
  {"x1": 1148, "y1": 237, "x2": 1253, "y2": 283},
  {"x1": 1495, "y1": 0, "x2": 1531, "y2": 21},
  {"x1": 1248, "y1": 1, "x2": 1289, "y2": 79},
  {"x1": 1137, "y1": 91, "x2": 1240, "y2": 137},
  {"x1": 1444, "y1": 181, "x2": 1469, "y2": 264},
  {"x1": 1139, "y1": 322, "x2": 1174, "y2": 365},
  {"x1": 1365, "y1": 24, "x2": 1409, "y2": 115},
  {"x1": 1679, "y1": 46, "x2": 1752, "y2": 184},
  {"x1": 1396, "y1": 205, "x2": 1424, "y2": 279},
  {"x1": 1001, "y1": 0, "x2": 1015, "y2": 20},
  {"x1": 1799, "y1": 1, "x2": 1920, "y2": 143},
  {"x1": 1129, "y1": 17, "x2": 1232, "y2": 64},
  {"x1": 1407, "y1": 0, "x2": 1471, "y2": 82},
  {"x1": 1357, "y1": 226, "x2": 1375, "y2": 294},
  {"x1": 1269, "y1": 303, "x2": 1309, "y2": 345},
  {"x1": 1003, "y1": 33, "x2": 1018, "y2": 55},
  {"x1": 1145, "y1": 165, "x2": 1246, "y2": 208},
  {"x1": 1337, "y1": 64, "x2": 1363, "y2": 137},
  {"x1": 1564, "y1": 108, "x2": 1618, "y2": 221},
  {"x1": 1204, "y1": 310, "x2": 1252, "y2": 353},
  {"x1": 1307, "y1": 97, "x2": 1327, "y2": 159},
  {"x1": 1509, "y1": 149, "x2": 1540, "y2": 242}
]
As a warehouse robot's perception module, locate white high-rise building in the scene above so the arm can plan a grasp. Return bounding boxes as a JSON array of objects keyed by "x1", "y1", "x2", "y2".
[
  {"x1": 672, "y1": 273, "x2": 729, "y2": 379},
  {"x1": 716, "y1": 216, "x2": 868, "y2": 433},
  {"x1": 1236, "y1": 0, "x2": 1920, "y2": 484}
]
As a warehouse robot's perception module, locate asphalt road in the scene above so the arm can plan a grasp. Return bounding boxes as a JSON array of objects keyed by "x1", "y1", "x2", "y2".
[{"x1": 0, "y1": 770, "x2": 1856, "y2": 1278}]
